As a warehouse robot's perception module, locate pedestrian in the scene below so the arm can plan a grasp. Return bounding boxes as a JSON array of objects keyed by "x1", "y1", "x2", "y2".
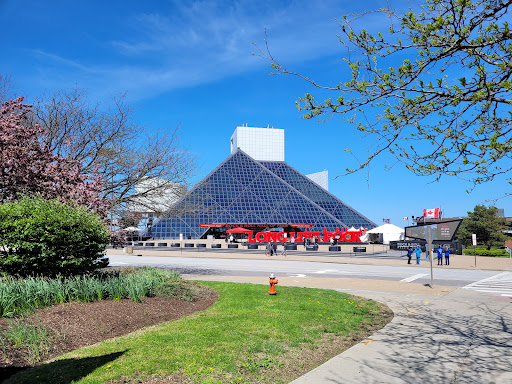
[
  {"x1": 444, "y1": 246, "x2": 450, "y2": 265},
  {"x1": 272, "y1": 242, "x2": 277, "y2": 256},
  {"x1": 266, "y1": 242, "x2": 272, "y2": 257},
  {"x1": 414, "y1": 246, "x2": 422, "y2": 264},
  {"x1": 269, "y1": 240, "x2": 274, "y2": 256},
  {"x1": 330, "y1": 237, "x2": 335, "y2": 246},
  {"x1": 436, "y1": 246, "x2": 444, "y2": 265},
  {"x1": 406, "y1": 247, "x2": 413, "y2": 264},
  {"x1": 229, "y1": 234, "x2": 234, "y2": 243},
  {"x1": 290, "y1": 236, "x2": 295, "y2": 244}
]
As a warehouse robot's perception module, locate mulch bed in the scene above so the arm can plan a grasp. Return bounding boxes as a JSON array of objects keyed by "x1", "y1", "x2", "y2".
[{"x1": 0, "y1": 289, "x2": 218, "y2": 382}]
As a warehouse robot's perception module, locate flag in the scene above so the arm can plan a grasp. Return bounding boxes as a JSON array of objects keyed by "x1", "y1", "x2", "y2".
[
  {"x1": 423, "y1": 208, "x2": 440, "y2": 218},
  {"x1": 383, "y1": 218, "x2": 390, "y2": 223},
  {"x1": 403, "y1": 217, "x2": 409, "y2": 220}
]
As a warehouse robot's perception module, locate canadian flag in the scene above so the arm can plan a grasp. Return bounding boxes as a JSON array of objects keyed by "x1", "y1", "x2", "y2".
[
  {"x1": 423, "y1": 208, "x2": 440, "y2": 218},
  {"x1": 403, "y1": 217, "x2": 409, "y2": 220}
]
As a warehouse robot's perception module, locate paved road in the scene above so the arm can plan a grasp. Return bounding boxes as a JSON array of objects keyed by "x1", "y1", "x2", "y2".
[{"x1": 108, "y1": 254, "x2": 502, "y2": 289}]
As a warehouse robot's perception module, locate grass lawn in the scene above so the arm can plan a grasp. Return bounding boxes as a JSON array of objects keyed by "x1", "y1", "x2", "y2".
[{"x1": 6, "y1": 281, "x2": 392, "y2": 384}]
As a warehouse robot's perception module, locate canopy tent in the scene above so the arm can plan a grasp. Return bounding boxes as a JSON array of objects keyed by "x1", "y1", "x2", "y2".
[
  {"x1": 226, "y1": 227, "x2": 252, "y2": 233},
  {"x1": 360, "y1": 224, "x2": 404, "y2": 244}
]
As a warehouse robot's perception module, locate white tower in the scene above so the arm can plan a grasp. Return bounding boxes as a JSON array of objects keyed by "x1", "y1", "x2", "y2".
[{"x1": 230, "y1": 125, "x2": 284, "y2": 161}]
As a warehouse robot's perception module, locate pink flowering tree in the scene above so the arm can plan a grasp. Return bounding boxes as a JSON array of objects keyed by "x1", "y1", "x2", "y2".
[{"x1": 0, "y1": 97, "x2": 109, "y2": 215}]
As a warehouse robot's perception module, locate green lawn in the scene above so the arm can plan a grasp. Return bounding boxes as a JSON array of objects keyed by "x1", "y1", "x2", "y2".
[{"x1": 7, "y1": 281, "x2": 391, "y2": 384}]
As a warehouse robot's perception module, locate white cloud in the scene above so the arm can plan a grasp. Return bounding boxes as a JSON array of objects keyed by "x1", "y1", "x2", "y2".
[{"x1": 27, "y1": 0, "x2": 359, "y2": 100}]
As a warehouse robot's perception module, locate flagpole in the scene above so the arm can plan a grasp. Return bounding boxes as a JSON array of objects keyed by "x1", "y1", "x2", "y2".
[{"x1": 428, "y1": 226, "x2": 434, "y2": 288}]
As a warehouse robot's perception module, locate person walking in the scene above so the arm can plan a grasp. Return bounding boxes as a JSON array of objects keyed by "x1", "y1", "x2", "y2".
[
  {"x1": 280, "y1": 244, "x2": 287, "y2": 257},
  {"x1": 265, "y1": 242, "x2": 272, "y2": 257},
  {"x1": 406, "y1": 247, "x2": 413, "y2": 264},
  {"x1": 414, "y1": 246, "x2": 422, "y2": 265},
  {"x1": 436, "y1": 246, "x2": 444, "y2": 265},
  {"x1": 444, "y1": 246, "x2": 450, "y2": 265}
]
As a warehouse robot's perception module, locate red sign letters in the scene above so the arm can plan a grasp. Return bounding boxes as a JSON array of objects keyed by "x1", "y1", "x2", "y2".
[{"x1": 247, "y1": 227, "x2": 361, "y2": 243}]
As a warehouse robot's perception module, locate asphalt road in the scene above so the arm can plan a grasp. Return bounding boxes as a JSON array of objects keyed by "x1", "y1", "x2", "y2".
[{"x1": 107, "y1": 254, "x2": 499, "y2": 288}]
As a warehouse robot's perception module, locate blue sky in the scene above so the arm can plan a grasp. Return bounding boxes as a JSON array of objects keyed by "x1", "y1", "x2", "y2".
[{"x1": 1, "y1": 0, "x2": 510, "y2": 227}]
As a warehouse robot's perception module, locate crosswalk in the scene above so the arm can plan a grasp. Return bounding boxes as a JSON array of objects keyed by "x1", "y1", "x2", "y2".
[{"x1": 463, "y1": 272, "x2": 512, "y2": 298}]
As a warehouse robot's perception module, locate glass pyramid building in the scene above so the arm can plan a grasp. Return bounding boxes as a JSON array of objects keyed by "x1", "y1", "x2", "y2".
[{"x1": 150, "y1": 149, "x2": 376, "y2": 239}]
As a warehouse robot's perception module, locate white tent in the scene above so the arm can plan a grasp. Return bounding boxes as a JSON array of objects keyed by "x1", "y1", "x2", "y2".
[{"x1": 360, "y1": 224, "x2": 404, "y2": 244}]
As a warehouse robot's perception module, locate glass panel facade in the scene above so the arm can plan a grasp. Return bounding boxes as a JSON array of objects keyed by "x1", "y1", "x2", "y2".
[{"x1": 150, "y1": 150, "x2": 376, "y2": 239}]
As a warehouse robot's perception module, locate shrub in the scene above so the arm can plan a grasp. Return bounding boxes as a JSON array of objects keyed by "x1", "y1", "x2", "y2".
[
  {"x1": 462, "y1": 248, "x2": 508, "y2": 257},
  {"x1": 0, "y1": 196, "x2": 109, "y2": 277}
]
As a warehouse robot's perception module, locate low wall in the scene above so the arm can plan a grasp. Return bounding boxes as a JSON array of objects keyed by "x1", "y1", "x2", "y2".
[{"x1": 122, "y1": 239, "x2": 389, "y2": 254}]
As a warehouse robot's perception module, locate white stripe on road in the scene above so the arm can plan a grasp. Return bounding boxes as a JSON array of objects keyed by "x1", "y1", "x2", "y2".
[
  {"x1": 463, "y1": 272, "x2": 510, "y2": 288},
  {"x1": 401, "y1": 273, "x2": 428, "y2": 282},
  {"x1": 463, "y1": 272, "x2": 512, "y2": 297}
]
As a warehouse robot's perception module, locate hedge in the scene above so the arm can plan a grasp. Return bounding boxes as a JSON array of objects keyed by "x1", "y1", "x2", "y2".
[{"x1": 462, "y1": 249, "x2": 509, "y2": 257}]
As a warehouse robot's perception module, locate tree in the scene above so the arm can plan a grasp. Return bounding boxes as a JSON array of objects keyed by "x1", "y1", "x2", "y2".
[
  {"x1": 456, "y1": 205, "x2": 507, "y2": 249},
  {"x1": 0, "y1": 74, "x2": 13, "y2": 104},
  {"x1": 30, "y1": 88, "x2": 197, "y2": 214},
  {"x1": 0, "y1": 97, "x2": 107, "y2": 215},
  {"x1": 118, "y1": 214, "x2": 141, "y2": 229},
  {"x1": 0, "y1": 196, "x2": 109, "y2": 277},
  {"x1": 263, "y1": 0, "x2": 512, "y2": 193}
]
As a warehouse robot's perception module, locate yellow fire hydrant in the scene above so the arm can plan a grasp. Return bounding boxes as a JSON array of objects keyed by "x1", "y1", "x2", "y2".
[{"x1": 269, "y1": 273, "x2": 278, "y2": 295}]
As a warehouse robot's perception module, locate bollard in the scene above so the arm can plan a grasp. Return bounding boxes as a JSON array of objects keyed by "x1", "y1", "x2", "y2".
[{"x1": 269, "y1": 273, "x2": 278, "y2": 295}]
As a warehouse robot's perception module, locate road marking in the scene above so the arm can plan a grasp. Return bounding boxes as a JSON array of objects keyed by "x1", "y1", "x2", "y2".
[
  {"x1": 314, "y1": 269, "x2": 343, "y2": 274},
  {"x1": 463, "y1": 272, "x2": 512, "y2": 297},
  {"x1": 401, "y1": 273, "x2": 427, "y2": 282},
  {"x1": 289, "y1": 274, "x2": 307, "y2": 278}
]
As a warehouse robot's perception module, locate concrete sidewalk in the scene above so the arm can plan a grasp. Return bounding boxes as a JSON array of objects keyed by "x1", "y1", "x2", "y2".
[{"x1": 290, "y1": 287, "x2": 512, "y2": 384}]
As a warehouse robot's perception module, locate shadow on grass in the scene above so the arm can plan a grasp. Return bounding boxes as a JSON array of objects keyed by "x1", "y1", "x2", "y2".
[{"x1": 3, "y1": 350, "x2": 126, "y2": 384}]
